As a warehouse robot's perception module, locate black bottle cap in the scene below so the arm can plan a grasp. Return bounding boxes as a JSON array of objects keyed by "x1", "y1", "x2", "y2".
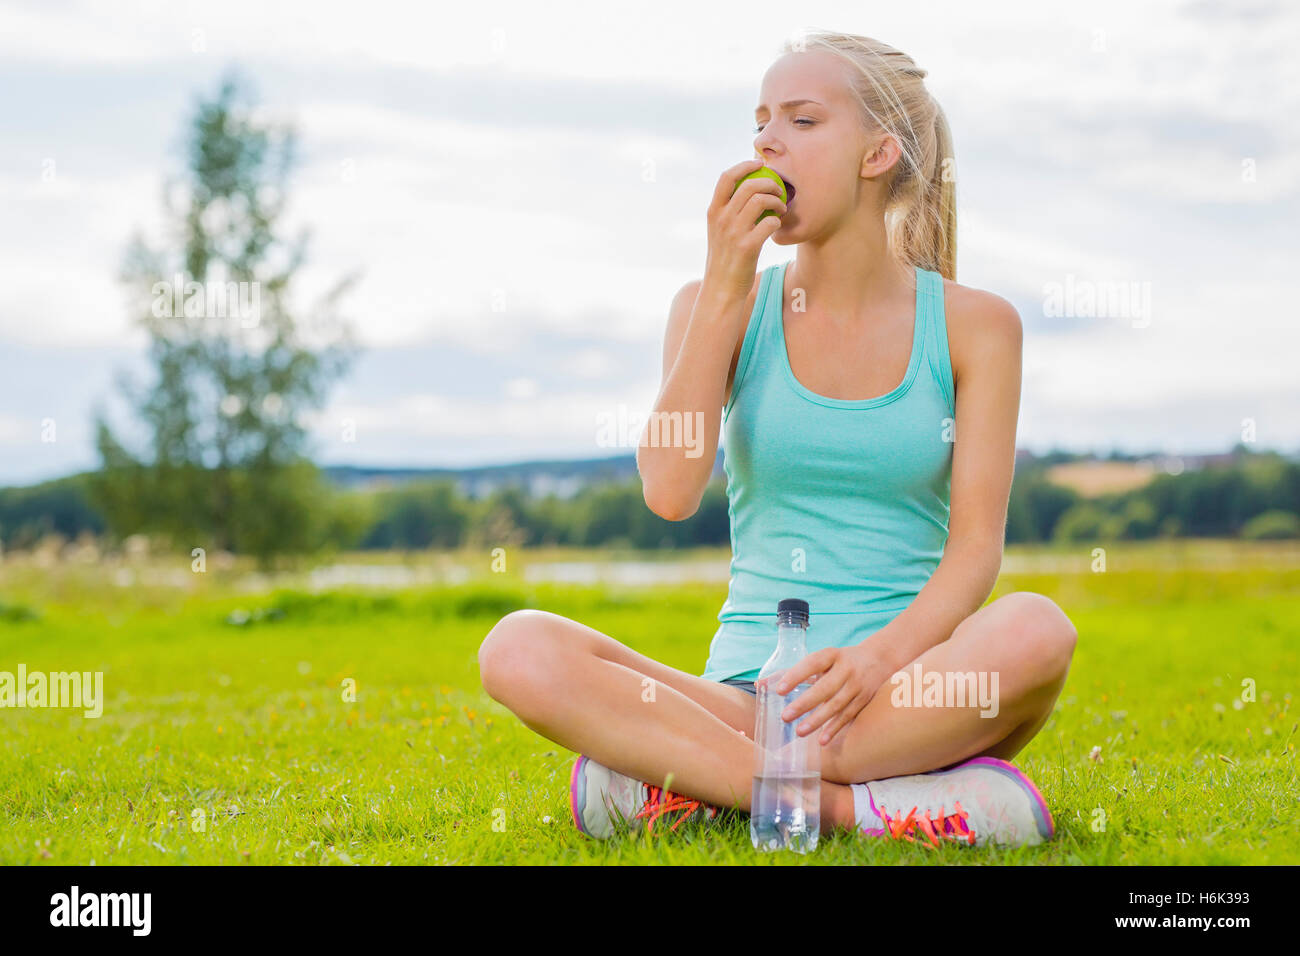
[{"x1": 777, "y1": 598, "x2": 809, "y2": 624}]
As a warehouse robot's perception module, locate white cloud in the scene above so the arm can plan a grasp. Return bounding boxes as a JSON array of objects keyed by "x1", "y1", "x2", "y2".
[
  {"x1": 1022, "y1": 278, "x2": 1300, "y2": 412},
  {"x1": 0, "y1": 413, "x2": 29, "y2": 443},
  {"x1": 305, "y1": 383, "x2": 665, "y2": 457},
  {"x1": 503, "y1": 377, "x2": 539, "y2": 400},
  {"x1": 567, "y1": 347, "x2": 617, "y2": 379}
]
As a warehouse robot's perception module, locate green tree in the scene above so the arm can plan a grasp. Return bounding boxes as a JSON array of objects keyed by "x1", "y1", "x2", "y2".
[
  {"x1": 1116, "y1": 497, "x2": 1159, "y2": 539},
  {"x1": 362, "y1": 480, "x2": 470, "y2": 549},
  {"x1": 0, "y1": 475, "x2": 105, "y2": 550},
  {"x1": 89, "y1": 72, "x2": 358, "y2": 569},
  {"x1": 1052, "y1": 502, "x2": 1109, "y2": 543},
  {"x1": 1240, "y1": 509, "x2": 1300, "y2": 540},
  {"x1": 469, "y1": 485, "x2": 532, "y2": 551},
  {"x1": 1005, "y1": 471, "x2": 1079, "y2": 544}
]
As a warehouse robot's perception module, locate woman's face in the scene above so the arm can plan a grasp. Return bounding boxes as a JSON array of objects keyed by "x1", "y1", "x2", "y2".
[{"x1": 752, "y1": 50, "x2": 893, "y2": 242}]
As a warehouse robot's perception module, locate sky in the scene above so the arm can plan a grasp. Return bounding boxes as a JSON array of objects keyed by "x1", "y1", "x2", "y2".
[{"x1": 1, "y1": 0, "x2": 1297, "y2": 486}]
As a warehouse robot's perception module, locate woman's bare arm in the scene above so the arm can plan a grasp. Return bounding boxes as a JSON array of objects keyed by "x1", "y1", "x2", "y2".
[
  {"x1": 637, "y1": 158, "x2": 785, "y2": 520},
  {"x1": 637, "y1": 278, "x2": 750, "y2": 521}
]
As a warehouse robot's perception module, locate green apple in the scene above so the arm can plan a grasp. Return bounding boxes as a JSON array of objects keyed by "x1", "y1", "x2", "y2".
[{"x1": 733, "y1": 166, "x2": 787, "y2": 221}]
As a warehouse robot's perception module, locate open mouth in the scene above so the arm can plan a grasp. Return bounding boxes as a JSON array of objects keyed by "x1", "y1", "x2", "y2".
[{"x1": 782, "y1": 177, "x2": 797, "y2": 203}]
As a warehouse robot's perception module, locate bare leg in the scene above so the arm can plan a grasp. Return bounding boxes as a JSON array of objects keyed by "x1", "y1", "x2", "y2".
[
  {"x1": 818, "y1": 592, "x2": 1079, "y2": 786},
  {"x1": 478, "y1": 609, "x2": 858, "y2": 833}
]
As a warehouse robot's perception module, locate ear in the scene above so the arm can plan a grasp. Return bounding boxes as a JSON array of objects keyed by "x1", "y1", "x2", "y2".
[{"x1": 860, "y1": 132, "x2": 903, "y2": 179}]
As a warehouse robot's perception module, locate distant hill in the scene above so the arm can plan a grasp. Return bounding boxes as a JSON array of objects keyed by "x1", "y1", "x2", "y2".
[
  {"x1": 319, "y1": 445, "x2": 1294, "y2": 501},
  {"x1": 321, "y1": 450, "x2": 727, "y2": 499}
]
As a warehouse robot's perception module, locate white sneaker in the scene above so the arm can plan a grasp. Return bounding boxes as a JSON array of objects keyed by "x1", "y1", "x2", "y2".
[
  {"x1": 851, "y1": 756, "x2": 1055, "y2": 848},
  {"x1": 568, "y1": 754, "x2": 725, "y2": 840}
]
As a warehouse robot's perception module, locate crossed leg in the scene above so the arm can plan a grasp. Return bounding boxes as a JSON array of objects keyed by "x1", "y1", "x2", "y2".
[
  {"x1": 816, "y1": 591, "x2": 1078, "y2": 785},
  {"x1": 477, "y1": 591, "x2": 1077, "y2": 834},
  {"x1": 478, "y1": 607, "x2": 771, "y2": 815}
]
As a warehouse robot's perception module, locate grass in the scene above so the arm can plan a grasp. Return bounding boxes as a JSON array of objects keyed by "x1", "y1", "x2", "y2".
[{"x1": 0, "y1": 540, "x2": 1296, "y2": 864}]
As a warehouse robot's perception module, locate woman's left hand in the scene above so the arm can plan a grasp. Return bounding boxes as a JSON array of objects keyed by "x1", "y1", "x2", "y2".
[{"x1": 765, "y1": 645, "x2": 899, "y2": 746}]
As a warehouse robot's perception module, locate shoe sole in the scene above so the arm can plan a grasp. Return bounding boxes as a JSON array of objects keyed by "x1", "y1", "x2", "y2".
[
  {"x1": 569, "y1": 754, "x2": 591, "y2": 837},
  {"x1": 960, "y1": 756, "x2": 1055, "y2": 842}
]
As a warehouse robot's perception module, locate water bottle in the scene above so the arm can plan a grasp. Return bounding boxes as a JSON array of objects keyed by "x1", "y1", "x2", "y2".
[{"x1": 750, "y1": 598, "x2": 820, "y2": 853}]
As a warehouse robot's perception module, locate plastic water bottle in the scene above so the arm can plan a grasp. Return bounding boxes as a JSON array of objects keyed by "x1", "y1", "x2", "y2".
[{"x1": 750, "y1": 598, "x2": 820, "y2": 853}]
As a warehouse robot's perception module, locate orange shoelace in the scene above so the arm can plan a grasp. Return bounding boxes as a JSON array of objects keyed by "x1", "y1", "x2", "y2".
[
  {"x1": 633, "y1": 785, "x2": 714, "y2": 836},
  {"x1": 879, "y1": 801, "x2": 976, "y2": 848}
]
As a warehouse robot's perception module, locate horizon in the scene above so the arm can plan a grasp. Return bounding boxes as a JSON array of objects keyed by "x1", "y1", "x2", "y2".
[{"x1": 6, "y1": 440, "x2": 1294, "y2": 493}]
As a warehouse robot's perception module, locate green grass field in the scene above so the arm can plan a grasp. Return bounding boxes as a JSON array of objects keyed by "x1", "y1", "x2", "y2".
[{"x1": 0, "y1": 541, "x2": 1296, "y2": 864}]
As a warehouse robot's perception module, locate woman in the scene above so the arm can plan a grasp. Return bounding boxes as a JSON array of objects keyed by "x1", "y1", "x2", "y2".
[{"x1": 478, "y1": 32, "x2": 1077, "y2": 848}]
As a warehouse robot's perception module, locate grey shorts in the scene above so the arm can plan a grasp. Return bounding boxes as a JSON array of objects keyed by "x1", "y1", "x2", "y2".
[{"x1": 719, "y1": 677, "x2": 758, "y2": 696}]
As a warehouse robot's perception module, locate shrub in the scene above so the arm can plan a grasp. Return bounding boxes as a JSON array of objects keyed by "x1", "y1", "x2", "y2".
[{"x1": 1240, "y1": 510, "x2": 1300, "y2": 540}]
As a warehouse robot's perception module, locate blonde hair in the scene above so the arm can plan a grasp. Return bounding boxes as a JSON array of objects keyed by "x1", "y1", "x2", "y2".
[{"x1": 778, "y1": 32, "x2": 957, "y2": 281}]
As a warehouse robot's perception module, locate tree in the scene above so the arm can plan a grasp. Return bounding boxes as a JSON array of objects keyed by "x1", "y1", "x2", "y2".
[
  {"x1": 359, "y1": 480, "x2": 469, "y2": 550},
  {"x1": 1240, "y1": 510, "x2": 1300, "y2": 540},
  {"x1": 89, "y1": 72, "x2": 358, "y2": 569},
  {"x1": 1052, "y1": 502, "x2": 1108, "y2": 543}
]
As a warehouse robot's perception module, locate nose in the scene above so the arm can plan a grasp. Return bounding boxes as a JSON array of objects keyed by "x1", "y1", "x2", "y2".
[{"x1": 753, "y1": 126, "x2": 781, "y2": 158}]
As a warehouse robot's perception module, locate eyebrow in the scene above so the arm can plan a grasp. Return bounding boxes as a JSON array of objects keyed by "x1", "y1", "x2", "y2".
[{"x1": 754, "y1": 98, "x2": 824, "y2": 116}]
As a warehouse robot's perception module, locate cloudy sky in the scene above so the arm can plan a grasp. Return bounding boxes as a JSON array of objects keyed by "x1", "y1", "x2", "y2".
[{"x1": 2, "y1": 0, "x2": 1297, "y2": 486}]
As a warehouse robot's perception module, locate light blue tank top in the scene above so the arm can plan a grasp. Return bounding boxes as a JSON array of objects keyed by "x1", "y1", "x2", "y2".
[{"x1": 701, "y1": 258, "x2": 955, "y2": 682}]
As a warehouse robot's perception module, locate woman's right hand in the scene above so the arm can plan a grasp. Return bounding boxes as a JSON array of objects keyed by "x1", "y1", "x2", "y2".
[{"x1": 703, "y1": 158, "x2": 787, "y2": 304}]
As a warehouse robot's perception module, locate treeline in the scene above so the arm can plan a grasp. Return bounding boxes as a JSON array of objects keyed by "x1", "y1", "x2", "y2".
[
  {"x1": 1005, "y1": 450, "x2": 1300, "y2": 543},
  {"x1": 2, "y1": 450, "x2": 1298, "y2": 555}
]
